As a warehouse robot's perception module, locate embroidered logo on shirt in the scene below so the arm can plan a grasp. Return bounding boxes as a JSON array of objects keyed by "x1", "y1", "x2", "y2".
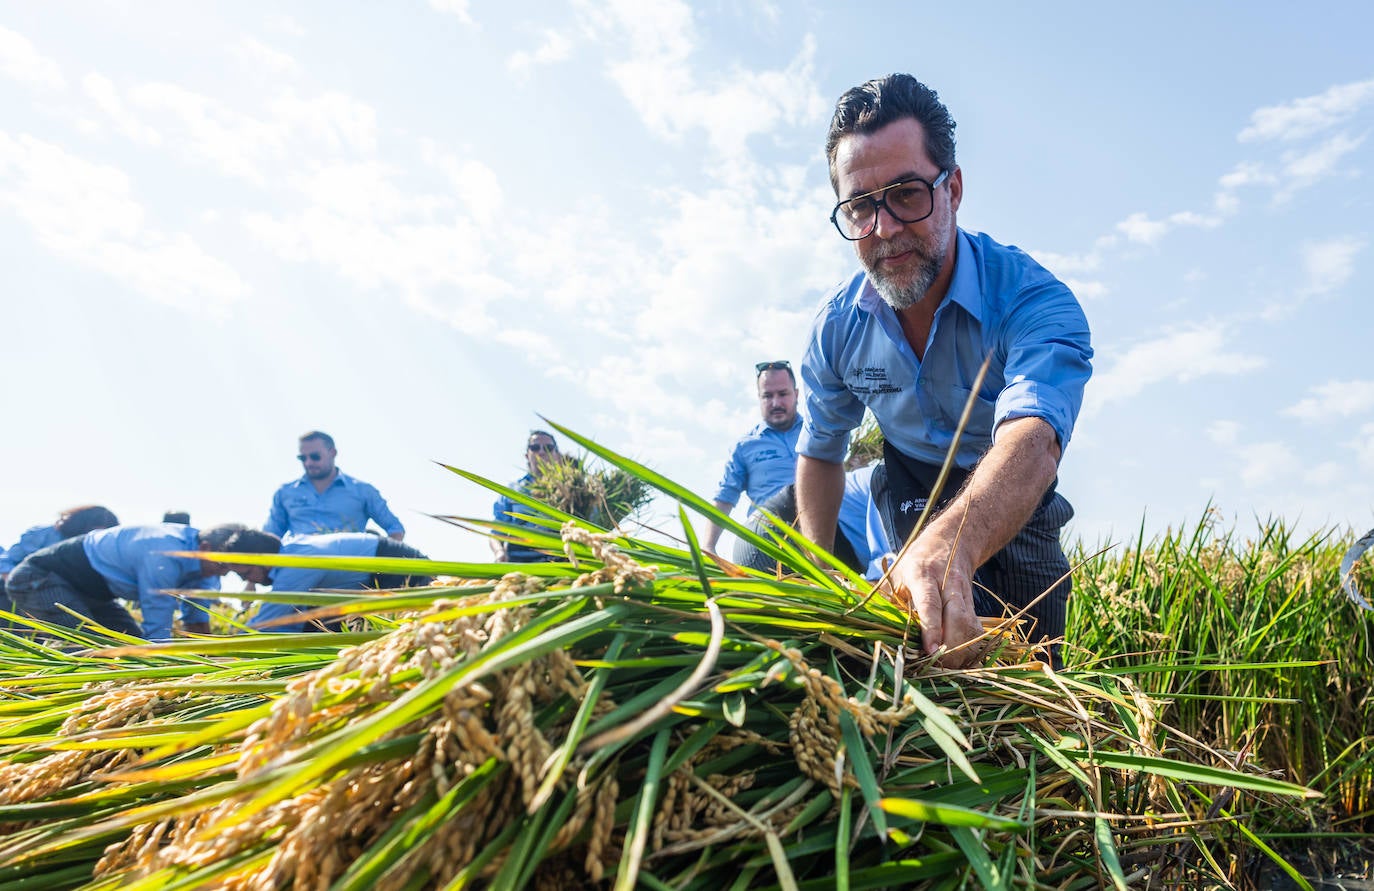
[
  {"x1": 850, "y1": 366, "x2": 903, "y2": 395},
  {"x1": 898, "y1": 497, "x2": 929, "y2": 516}
]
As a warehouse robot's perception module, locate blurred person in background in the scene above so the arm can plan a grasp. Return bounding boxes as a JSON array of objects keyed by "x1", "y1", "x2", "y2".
[{"x1": 264, "y1": 430, "x2": 405, "y2": 542}]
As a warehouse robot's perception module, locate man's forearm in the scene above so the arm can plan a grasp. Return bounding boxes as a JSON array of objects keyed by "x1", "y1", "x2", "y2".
[
  {"x1": 701, "y1": 501, "x2": 734, "y2": 552},
  {"x1": 928, "y1": 416, "x2": 1061, "y2": 565},
  {"x1": 795, "y1": 455, "x2": 846, "y2": 550}
]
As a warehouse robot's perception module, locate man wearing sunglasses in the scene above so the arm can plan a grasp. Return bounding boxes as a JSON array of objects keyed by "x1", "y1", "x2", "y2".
[
  {"x1": 491, "y1": 430, "x2": 567, "y2": 562},
  {"x1": 264, "y1": 430, "x2": 405, "y2": 543},
  {"x1": 701, "y1": 361, "x2": 804, "y2": 558},
  {"x1": 796, "y1": 74, "x2": 1092, "y2": 669}
]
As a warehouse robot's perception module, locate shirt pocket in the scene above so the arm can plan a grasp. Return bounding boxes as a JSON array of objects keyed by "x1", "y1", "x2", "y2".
[{"x1": 943, "y1": 386, "x2": 996, "y2": 440}]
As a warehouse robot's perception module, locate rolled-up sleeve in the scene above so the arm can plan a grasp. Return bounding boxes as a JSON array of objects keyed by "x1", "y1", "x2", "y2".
[
  {"x1": 993, "y1": 280, "x2": 1093, "y2": 451},
  {"x1": 712, "y1": 446, "x2": 745, "y2": 506},
  {"x1": 363, "y1": 484, "x2": 405, "y2": 536}
]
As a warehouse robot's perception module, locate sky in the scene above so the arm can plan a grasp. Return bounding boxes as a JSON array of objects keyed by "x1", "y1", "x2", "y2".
[{"x1": 2, "y1": 1, "x2": 1373, "y2": 572}]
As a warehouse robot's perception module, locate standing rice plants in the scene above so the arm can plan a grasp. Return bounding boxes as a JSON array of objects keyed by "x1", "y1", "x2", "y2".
[
  {"x1": 0, "y1": 431, "x2": 1324, "y2": 889},
  {"x1": 1067, "y1": 512, "x2": 1374, "y2": 862}
]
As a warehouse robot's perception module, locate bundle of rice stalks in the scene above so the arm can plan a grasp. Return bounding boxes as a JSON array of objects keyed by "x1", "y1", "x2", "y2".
[
  {"x1": 524, "y1": 453, "x2": 654, "y2": 531},
  {"x1": 0, "y1": 428, "x2": 1318, "y2": 890}
]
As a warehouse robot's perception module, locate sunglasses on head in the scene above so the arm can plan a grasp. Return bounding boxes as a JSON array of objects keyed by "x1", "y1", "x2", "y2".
[
  {"x1": 297, "y1": 452, "x2": 324, "y2": 462},
  {"x1": 528, "y1": 443, "x2": 558, "y2": 453},
  {"x1": 755, "y1": 360, "x2": 791, "y2": 372}
]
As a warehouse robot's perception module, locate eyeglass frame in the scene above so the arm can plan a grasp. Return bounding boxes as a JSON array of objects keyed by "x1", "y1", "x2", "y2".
[
  {"x1": 829, "y1": 169, "x2": 950, "y2": 242},
  {"x1": 297, "y1": 452, "x2": 325, "y2": 462},
  {"x1": 755, "y1": 360, "x2": 791, "y2": 373},
  {"x1": 527, "y1": 443, "x2": 559, "y2": 454}
]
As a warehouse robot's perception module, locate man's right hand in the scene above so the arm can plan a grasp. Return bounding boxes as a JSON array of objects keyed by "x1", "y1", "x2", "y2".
[{"x1": 878, "y1": 522, "x2": 986, "y2": 668}]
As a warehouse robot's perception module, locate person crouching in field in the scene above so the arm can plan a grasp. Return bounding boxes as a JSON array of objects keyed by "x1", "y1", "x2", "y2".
[
  {"x1": 5, "y1": 523, "x2": 280, "y2": 639},
  {"x1": 227, "y1": 532, "x2": 432, "y2": 634}
]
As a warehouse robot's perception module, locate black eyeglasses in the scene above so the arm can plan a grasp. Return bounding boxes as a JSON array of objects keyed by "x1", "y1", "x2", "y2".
[
  {"x1": 755, "y1": 360, "x2": 791, "y2": 373},
  {"x1": 297, "y1": 452, "x2": 324, "y2": 462},
  {"x1": 527, "y1": 443, "x2": 558, "y2": 454},
  {"x1": 830, "y1": 170, "x2": 950, "y2": 241}
]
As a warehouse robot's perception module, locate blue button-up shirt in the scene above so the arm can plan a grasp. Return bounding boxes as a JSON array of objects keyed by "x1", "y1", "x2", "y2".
[
  {"x1": 251, "y1": 532, "x2": 381, "y2": 633},
  {"x1": 713, "y1": 416, "x2": 803, "y2": 512},
  {"x1": 0, "y1": 524, "x2": 61, "y2": 574},
  {"x1": 799, "y1": 229, "x2": 1092, "y2": 468},
  {"x1": 82, "y1": 524, "x2": 209, "y2": 641},
  {"x1": 264, "y1": 471, "x2": 404, "y2": 540}
]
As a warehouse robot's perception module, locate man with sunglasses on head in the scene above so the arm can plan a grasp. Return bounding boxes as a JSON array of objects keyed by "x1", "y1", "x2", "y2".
[
  {"x1": 701, "y1": 361, "x2": 804, "y2": 560},
  {"x1": 491, "y1": 430, "x2": 568, "y2": 562},
  {"x1": 796, "y1": 74, "x2": 1092, "y2": 669},
  {"x1": 264, "y1": 430, "x2": 405, "y2": 543}
]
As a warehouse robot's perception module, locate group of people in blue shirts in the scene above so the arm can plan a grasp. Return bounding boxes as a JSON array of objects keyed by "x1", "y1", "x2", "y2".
[{"x1": 0, "y1": 430, "x2": 430, "y2": 640}]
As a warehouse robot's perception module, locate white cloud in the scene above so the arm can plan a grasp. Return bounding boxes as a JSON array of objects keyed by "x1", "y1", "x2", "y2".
[
  {"x1": 1239, "y1": 78, "x2": 1374, "y2": 142},
  {"x1": 0, "y1": 131, "x2": 247, "y2": 314},
  {"x1": 1234, "y1": 441, "x2": 1300, "y2": 487},
  {"x1": 0, "y1": 26, "x2": 64, "y2": 91},
  {"x1": 507, "y1": 29, "x2": 573, "y2": 74},
  {"x1": 1284, "y1": 380, "x2": 1374, "y2": 422},
  {"x1": 124, "y1": 81, "x2": 288, "y2": 183},
  {"x1": 428, "y1": 0, "x2": 474, "y2": 25},
  {"x1": 1299, "y1": 235, "x2": 1364, "y2": 298},
  {"x1": 579, "y1": 0, "x2": 826, "y2": 184},
  {"x1": 420, "y1": 141, "x2": 503, "y2": 224},
  {"x1": 1350, "y1": 422, "x2": 1374, "y2": 473},
  {"x1": 234, "y1": 37, "x2": 301, "y2": 78},
  {"x1": 1085, "y1": 324, "x2": 1266, "y2": 415},
  {"x1": 1114, "y1": 208, "x2": 1222, "y2": 246},
  {"x1": 82, "y1": 73, "x2": 162, "y2": 145},
  {"x1": 1064, "y1": 277, "x2": 1107, "y2": 301},
  {"x1": 1275, "y1": 132, "x2": 1365, "y2": 201}
]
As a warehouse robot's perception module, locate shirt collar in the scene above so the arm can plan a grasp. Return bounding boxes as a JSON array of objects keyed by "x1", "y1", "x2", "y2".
[{"x1": 856, "y1": 228, "x2": 982, "y2": 321}]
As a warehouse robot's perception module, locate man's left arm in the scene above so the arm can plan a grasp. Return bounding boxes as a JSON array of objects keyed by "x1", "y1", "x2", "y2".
[
  {"x1": 135, "y1": 556, "x2": 185, "y2": 641},
  {"x1": 883, "y1": 416, "x2": 1060, "y2": 667},
  {"x1": 364, "y1": 484, "x2": 405, "y2": 541}
]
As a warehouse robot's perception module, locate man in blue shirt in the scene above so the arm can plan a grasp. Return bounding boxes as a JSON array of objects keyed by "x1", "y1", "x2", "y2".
[
  {"x1": 796, "y1": 74, "x2": 1092, "y2": 668},
  {"x1": 264, "y1": 430, "x2": 405, "y2": 542},
  {"x1": 5, "y1": 523, "x2": 280, "y2": 639},
  {"x1": 491, "y1": 430, "x2": 568, "y2": 563},
  {"x1": 229, "y1": 532, "x2": 431, "y2": 633},
  {"x1": 702, "y1": 361, "x2": 804, "y2": 560}
]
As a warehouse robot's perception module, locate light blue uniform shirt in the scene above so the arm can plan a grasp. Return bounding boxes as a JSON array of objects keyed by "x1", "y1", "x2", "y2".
[
  {"x1": 799, "y1": 229, "x2": 1092, "y2": 468},
  {"x1": 713, "y1": 416, "x2": 803, "y2": 513},
  {"x1": 264, "y1": 471, "x2": 404, "y2": 540},
  {"x1": 82, "y1": 524, "x2": 208, "y2": 640},
  {"x1": 251, "y1": 532, "x2": 381, "y2": 633},
  {"x1": 840, "y1": 465, "x2": 880, "y2": 569},
  {"x1": 0, "y1": 525, "x2": 61, "y2": 574}
]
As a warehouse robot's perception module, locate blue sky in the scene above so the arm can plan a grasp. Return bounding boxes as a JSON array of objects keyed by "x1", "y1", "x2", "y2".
[{"x1": 2, "y1": 1, "x2": 1372, "y2": 567}]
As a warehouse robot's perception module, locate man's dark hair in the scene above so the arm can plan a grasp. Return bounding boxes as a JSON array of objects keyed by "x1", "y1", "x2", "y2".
[
  {"x1": 756, "y1": 365, "x2": 797, "y2": 389},
  {"x1": 825, "y1": 74, "x2": 957, "y2": 191},
  {"x1": 162, "y1": 510, "x2": 191, "y2": 525},
  {"x1": 199, "y1": 524, "x2": 282, "y2": 555},
  {"x1": 299, "y1": 430, "x2": 336, "y2": 450},
  {"x1": 527, "y1": 429, "x2": 559, "y2": 449},
  {"x1": 55, "y1": 505, "x2": 119, "y2": 538}
]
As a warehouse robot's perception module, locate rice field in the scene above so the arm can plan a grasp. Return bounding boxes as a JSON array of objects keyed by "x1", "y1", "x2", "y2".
[{"x1": 0, "y1": 430, "x2": 1369, "y2": 889}]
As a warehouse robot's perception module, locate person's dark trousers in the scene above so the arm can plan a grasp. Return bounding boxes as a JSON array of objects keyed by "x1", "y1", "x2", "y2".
[
  {"x1": 5, "y1": 539, "x2": 144, "y2": 637},
  {"x1": 372, "y1": 539, "x2": 434, "y2": 589},
  {"x1": 732, "y1": 484, "x2": 863, "y2": 574},
  {"x1": 880, "y1": 441, "x2": 1073, "y2": 665}
]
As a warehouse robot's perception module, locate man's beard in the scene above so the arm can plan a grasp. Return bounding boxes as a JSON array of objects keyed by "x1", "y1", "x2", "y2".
[
  {"x1": 865, "y1": 236, "x2": 943, "y2": 311},
  {"x1": 862, "y1": 213, "x2": 950, "y2": 313}
]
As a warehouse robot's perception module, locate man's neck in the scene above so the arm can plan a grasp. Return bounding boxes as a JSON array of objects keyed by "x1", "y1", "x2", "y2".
[{"x1": 311, "y1": 469, "x2": 339, "y2": 493}]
